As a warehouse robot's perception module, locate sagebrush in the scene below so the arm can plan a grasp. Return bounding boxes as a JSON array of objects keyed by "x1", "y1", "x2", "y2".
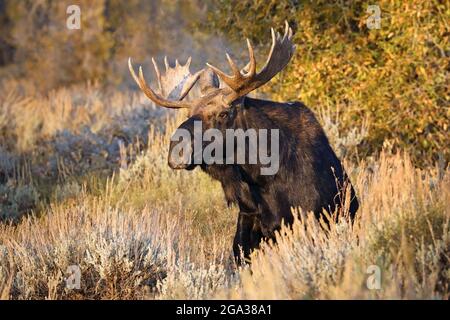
[{"x1": 0, "y1": 85, "x2": 448, "y2": 299}]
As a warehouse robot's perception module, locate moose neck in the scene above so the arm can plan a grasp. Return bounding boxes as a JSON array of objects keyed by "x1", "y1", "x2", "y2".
[{"x1": 232, "y1": 96, "x2": 277, "y2": 132}]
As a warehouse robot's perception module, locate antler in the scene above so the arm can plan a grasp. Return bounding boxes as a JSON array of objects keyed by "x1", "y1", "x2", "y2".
[
  {"x1": 128, "y1": 57, "x2": 202, "y2": 109},
  {"x1": 206, "y1": 21, "x2": 296, "y2": 103}
]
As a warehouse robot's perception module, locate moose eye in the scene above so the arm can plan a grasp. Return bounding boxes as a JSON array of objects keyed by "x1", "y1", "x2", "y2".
[{"x1": 218, "y1": 111, "x2": 228, "y2": 119}]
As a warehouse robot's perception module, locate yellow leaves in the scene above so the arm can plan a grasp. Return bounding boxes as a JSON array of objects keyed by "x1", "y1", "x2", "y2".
[
  {"x1": 417, "y1": 66, "x2": 428, "y2": 79},
  {"x1": 253, "y1": 0, "x2": 449, "y2": 165},
  {"x1": 342, "y1": 67, "x2": 352, "y2": 77}
]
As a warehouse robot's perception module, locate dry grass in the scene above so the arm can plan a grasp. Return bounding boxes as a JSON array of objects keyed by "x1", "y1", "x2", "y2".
[{"x1": 0, "y1": 83, "x2": 448, "y2": 299}]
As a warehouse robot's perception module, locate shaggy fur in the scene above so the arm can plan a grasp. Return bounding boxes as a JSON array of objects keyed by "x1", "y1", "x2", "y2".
[{"x1": 169, "y1": 96, "x2": 359, "y2": 263}]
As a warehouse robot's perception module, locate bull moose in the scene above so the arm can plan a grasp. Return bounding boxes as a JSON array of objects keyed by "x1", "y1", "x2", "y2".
[{"x1": 128, "y1": 22, "x2": 359, "y2": 263}]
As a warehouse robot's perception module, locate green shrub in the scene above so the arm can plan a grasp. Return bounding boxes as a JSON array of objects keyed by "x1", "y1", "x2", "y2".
[{"x1": 202, "y1": 0, "x2": 449, "y2": 165}]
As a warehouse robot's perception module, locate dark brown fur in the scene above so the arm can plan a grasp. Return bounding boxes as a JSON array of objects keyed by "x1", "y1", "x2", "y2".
[{"x1": 169, "y1": 96, "x2": 359, "y2": 263}]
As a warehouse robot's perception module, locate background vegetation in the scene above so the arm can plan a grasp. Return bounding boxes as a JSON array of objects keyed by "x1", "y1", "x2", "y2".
[
  {"x1": 0, "y1": 0, "x2": 448, "y2": 299},
  {"x1": 0, "y1": 0, "x2": 223, "y2": 91},
  {"x1": 204, "y1": 0, "x2": 449, "y2": 165}
]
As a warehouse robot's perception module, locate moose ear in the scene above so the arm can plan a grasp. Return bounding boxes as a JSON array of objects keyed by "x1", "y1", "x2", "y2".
[
  {"x1": 198, "y1": 68, "x2": 220, "y2": 95},
  {"x1": 229, "y1": 96, "x2": 247, "y2": 109}
]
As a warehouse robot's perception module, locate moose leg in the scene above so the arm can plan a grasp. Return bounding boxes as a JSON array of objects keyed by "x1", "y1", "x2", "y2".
[{"x1": 233, "y1": 212, "x2": 263, "y2": 264}]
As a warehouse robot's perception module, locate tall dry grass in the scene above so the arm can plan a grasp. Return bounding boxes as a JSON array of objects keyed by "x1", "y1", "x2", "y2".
[{"x1": 0, "y1": 83, "x2": 448, "y2": 299}]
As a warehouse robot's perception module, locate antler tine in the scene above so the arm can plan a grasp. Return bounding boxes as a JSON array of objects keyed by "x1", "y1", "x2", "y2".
[
  {"x1": 206, "y1": 22, "x2": 296, "y2": 103},
  {"x1": 225, "y1": 53, "x2": 240, "y2": 75},
  {"x1": 245, "y1": 39, "x2": 256, "y2": 76},
  {"x1": 164, "y1": 56, "x2": 170, "y2": 71},
  {"x1": 151, "y1": 57, "x2": 163, "y2": 95},
  {"x1": 286, "y1": 21, "x2": 293, "y2": 40},
  {"x1": 206, "y1": 48, "x2": 253, "y2": 91},
  {"x1": 206, "y1": 62, "x2": 229, "y2": 81},
  {"x1": 185, "y1": 57, "x2": 192, "y2": 68},
  {"x1": 128, "y1": 58, "x2": 142, "y2": 89},
  {"x1": 283, "y1": 20, "x2": 289, "y2": 39},
  {"x1": 128, "y1": 58, "x2": 192, "y2": 109}
]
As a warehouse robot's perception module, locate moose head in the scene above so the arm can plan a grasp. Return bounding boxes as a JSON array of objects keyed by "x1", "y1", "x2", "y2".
[{"x1": 128, "y1": 22, "x2": 295, "y2": 172}]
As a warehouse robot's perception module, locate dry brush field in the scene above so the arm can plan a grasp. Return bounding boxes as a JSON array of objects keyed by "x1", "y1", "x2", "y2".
[{"x1": 0, "y1": 82, "x2": 448, "y2": 299}]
